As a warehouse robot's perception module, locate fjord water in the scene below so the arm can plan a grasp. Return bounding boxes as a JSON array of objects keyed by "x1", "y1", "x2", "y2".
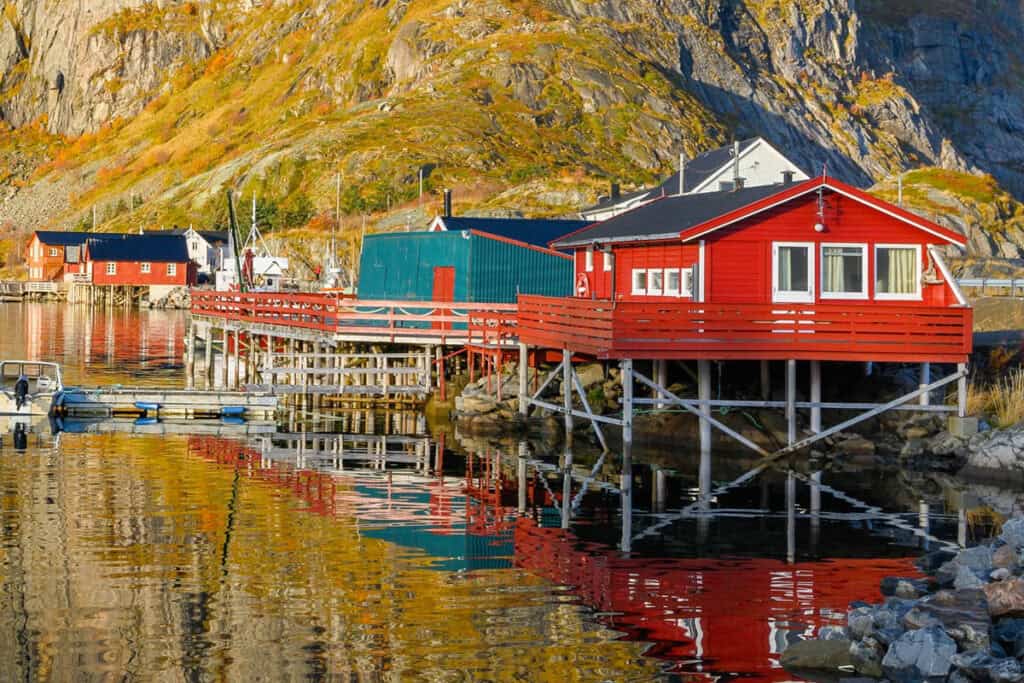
[{"x1": 0, "y1": 303, "x2": 974, "y2": 680}]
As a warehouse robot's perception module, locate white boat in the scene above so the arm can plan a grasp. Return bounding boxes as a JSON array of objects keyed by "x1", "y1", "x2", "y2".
[{"x1": 0, "y1": 361, "x2": 63, "y2": 416}]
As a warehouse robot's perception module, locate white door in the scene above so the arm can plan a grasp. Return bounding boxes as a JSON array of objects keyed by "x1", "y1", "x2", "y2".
[{"x1": 772, "y1": 242, "x2": 814, "y2": 303}]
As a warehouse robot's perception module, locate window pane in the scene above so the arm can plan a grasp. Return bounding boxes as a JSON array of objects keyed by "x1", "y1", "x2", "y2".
[
  {"x1": 666, "y1": 269, "x2": 680, "y2": 294},
  {"x1": 877, "y1": 247, "x2": 917, "y2": 294},
  {"x1": 823, "y1": 246, "x2": 864, "y2": 294},
  {"x1": 650, "y1": 270, "x2": 663, "y2": 294},
  {"x1": 778, "y1": 246, "x2": 808, "y2": 291},
  {"x1": 632, "y1": 270, "x2": 647, "y2": 293}
]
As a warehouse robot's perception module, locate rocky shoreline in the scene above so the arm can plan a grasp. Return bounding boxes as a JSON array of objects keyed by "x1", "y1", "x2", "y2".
[{"x1": 784, "y1": 519, "x2": 1024, "y2": 681}]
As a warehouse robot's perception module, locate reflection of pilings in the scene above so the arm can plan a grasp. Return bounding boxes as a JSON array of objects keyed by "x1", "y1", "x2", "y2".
[
  {"x1": 561, "y1": 445, "x2": 573, "y2": 530},
  {"x1": 517, "y1": 442, "x2": 528, "y2": 515},
  {"x1": 620, "y1": 442, "x2": 633, "y2": 554},
  {"x1": 919, "y1": 500, "x2": 930, "y2": 551},
  {"x1": 786, "y1": 359, "x2": 797, "y2": 446},
  {"x1": 697, "y1": 446, "x2": 711, "y2": 545},
  {"x1": 958, "y1": 508, "x2": 968, "y2": 548},
  {"x1": 698, "y1": 359, "x2": 711, "y2": 456},
  {"x1": 652, "y1": 466, "x2": 667, "y2": 513},
  {"x1": 810, "y1": 471, "x2": 822, "y2": 554},
  {"x1": 786, "y1": 471, "x2": 796, "y2": 564}
]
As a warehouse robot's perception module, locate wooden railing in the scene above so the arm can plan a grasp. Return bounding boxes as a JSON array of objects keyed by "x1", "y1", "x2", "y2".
[
  {"x1": 191, "y1": 291, "x2": 518, "y2": 345},
  {"x1": 518, "y1": 295, "x2": 973, "y2": 363}
]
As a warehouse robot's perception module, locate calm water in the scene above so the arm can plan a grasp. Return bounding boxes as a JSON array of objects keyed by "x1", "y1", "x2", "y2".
[{"x1": 0, "y1": 304, "x2": 1004, "y2": 680}]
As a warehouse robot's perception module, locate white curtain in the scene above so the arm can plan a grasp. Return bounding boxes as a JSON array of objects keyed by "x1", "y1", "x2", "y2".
[
  {"x1": 824, "y1": 248, "x2": 844, "y2": 292},
  {"x1": 778, "y1": 247, "x2": 794, "y2": 290},
  {"x1": 884, "y1": 248, "x2": 916, "y2": 294}
]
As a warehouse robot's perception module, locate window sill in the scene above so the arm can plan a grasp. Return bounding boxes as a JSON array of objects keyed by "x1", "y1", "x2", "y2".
[{"x1": 821, "y1": 292, "x2": 869, "y2": 300}]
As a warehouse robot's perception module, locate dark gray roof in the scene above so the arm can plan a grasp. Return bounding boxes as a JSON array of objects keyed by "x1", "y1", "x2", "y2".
[
  {"x1": 439, "y1": 216, "x2": 590, "y2": 248},
  {"x1": 34, "y1": 231, "x2": 118, "y2": 247},
  {"x1": 556, "y1": 183, "x2": 786, "y2": 247},
  {"x1": 147, "y1": 228, "x2": 230, "y2": 244},
  {"x1": 582, "y1": 138, "x2": 760, "y2": 213},
  {"x1": 87, "y1": 234, "x2": 190, "y2": 262}
]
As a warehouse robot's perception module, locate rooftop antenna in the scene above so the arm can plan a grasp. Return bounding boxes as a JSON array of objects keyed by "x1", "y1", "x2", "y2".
[{"x1": 678, "y1": 153, "x2": 687, "y2": 195}]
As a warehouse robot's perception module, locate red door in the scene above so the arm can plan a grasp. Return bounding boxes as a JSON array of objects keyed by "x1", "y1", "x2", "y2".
[{"x1": 432, "y1": 267, "x2": 455, "y2": 330}]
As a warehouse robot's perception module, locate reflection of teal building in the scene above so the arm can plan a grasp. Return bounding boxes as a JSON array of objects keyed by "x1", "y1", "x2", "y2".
[
  {"x1": 357, "y1": 218, "x2": 586, "y2": 304},
  {"x1": 354, "y1": 483, "x2": 513, "y2": 571}
]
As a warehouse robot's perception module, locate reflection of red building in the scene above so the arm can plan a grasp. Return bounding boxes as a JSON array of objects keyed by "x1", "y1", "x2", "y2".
[{"x1": 514, "y1": 517, "x2": 917, "y2": 680}]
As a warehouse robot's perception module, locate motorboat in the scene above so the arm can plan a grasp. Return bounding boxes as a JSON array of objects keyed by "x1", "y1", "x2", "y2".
[{"x1": 0, "y1": 361, "x2": 63, "y2": 416}]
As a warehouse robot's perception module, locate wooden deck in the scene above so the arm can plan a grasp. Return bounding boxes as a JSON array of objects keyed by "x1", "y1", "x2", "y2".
[
  {"x1": 191, "y1": 291, "x2": 517, "y2": 346},
  {"x1": 517, "y1": 295, "x2": 973, "y2": 363}
]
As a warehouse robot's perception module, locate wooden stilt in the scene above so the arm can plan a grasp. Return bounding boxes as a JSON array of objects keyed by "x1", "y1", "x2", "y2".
[
  {"x1": 220, "y1": 327, "x2": 229, "y2": 389},
  {"x1": 698, "y1": 359, "x2": 712, "y2": 456},
  {"x1": 919, "y1": 362, "x2": 931, "y2": 406},
  {"x1": 621, "y1": 359, "x2": 634, "y2": 445},
  {"x1": 957, "y1": 362, "x2": 968, "y2": 418},
  {"x1": 760, "y1": 360, "x2": 771, "y2": 401},
  {"x1": 518, "y1": 342, "x2": 529, "y2": 416},
  {"x1": 561, "y1": 349, "x2": 573, "y2": 443},
  {"x1": 810, "y1": 360, "x2": 822, "y2": 434},
  {"x1": 654, "y1": 359, "x2": 667, "y2": 410},
  {"x1": 786, "y1": 359, "x2": 797, "y2": 446}
]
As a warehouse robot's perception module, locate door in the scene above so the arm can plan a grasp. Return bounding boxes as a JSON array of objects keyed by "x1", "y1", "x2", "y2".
[
  {"x1": 772, "y1": 242, "x2": 814, "y2": 303},
  {"x1": 432, "y1": 266, "x2": 455, "y2": 330}
]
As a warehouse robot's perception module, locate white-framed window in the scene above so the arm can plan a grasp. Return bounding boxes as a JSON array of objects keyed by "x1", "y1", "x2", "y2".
[
  {"x1": 603, "y1": 249, "x2": 612, "y2": 272},
  {"x1": 772, "y1": 242, "x2": 814, "y2": 303},
  {"x1": 141, "y1": 262, "x2": 151, "y2": 274},
  {"x1": 875, "y1": 244, "x2": 921, "y2": 300},
  {"x1": 585, "y1": 246, "x2": 594, "y2": 272},
  {"x1": 48, "y1": 247, "x2": 58, "y2": 257},
  {"x1": 820, "y1": 243, "x2": 868, "y2": 299},
  {"x1": 631, "y1": 269, "x2": 648, "y2": 295},
  {"x1": 105, "y1": 262, "x2": 117, "y2": 275},
  {"x1": 665, "y1": 269, "x2": 681, "y2": 296},
  {"x1": 648, "y1": 269, "x2": 664, "y2": 296},
  {"x1": 166, "y1": 263, "x2": 177, "y2": 276}
]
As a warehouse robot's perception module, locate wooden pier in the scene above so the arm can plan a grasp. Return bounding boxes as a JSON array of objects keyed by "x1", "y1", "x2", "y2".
[{"x1": 57, "y1": 387, "x2": 278, "y2": 419}]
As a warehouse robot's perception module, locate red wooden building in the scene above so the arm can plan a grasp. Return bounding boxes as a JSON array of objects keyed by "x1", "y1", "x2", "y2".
[
  {"x1": 25, "y1": 231, "x2": 106, "y2": 282},
  {"x1": 516, "y1": 176, "x2": 975, "y2": 455},
  {"x1": 85, "y1": 234, "x2": 196, "y2": 287}
]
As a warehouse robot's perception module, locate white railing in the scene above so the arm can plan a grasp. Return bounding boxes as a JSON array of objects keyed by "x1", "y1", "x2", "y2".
[{"x1": 24, "y1": 282, "x2": 59, "y2": 294}]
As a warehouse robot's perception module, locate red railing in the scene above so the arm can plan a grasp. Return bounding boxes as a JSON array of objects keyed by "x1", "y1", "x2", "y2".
[
  {"x1": 191, "y1": 290, "x2": 518, "y2": 345},
  {"x1": 518, "y1": 295, "x2": 973, "y2": 363}
]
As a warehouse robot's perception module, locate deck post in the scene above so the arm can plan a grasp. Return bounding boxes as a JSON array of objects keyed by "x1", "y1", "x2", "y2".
[
  {"x1": 518, "y1": 343, "x2": 529, "y2": 416},
  {"x1": 957, "y1": 362, "x2": 968, "y2": 418},
  {"x1": 760, "y1": 360, "x2": 771, "y2": 401},
  {"x1": 266, "y1": 335, "x2": 274, "y2": 383},
  {"x1": 698, "y1": 359, "x2": 712, "y2": 456},
  {"x1": 654, "y1": 360, "x2": 667, "y2": 410},
  {"x1": 786, "y1": 359, "x2": 797, "y2": 446},
  {"x1": 220, "y1": 327, "x2": 229, "y2": 389},
  {"x1": 203, "y1": 327, "x2": 213, "y2": 389},
  {"x1": 810, "y1": 360, "x2": 822, "y2": 434},
  {"x1": 620, "y1": 439, "x2": 633, "y2": 554},
  {"x1": 919, "y1": 362, "x2": 931, "y2": 406},
  {"x1": 435, "y1": 346, "x2": 443, "y2": 391},
  {"x1": 621, "y1": 359, "x2": 634, "y2": 445},
  {"x1": 232, "y1": 329, "x2": 240, "y2": 389},
  {"x1": 561, "y1": 443, "x2": 573, "y2": 530},
  {"x1": 652, "y1": 465, "x2": 666, "y2": 512},
  {"x1": 810, "y1": 470, "x2": 822, "y2": 552},
  {"x1": 185, "y1": 323, "x2": 195, "y2": 391},
  {"x1": 561, "y1": 350, "x2": 573, "y2": 443},
  {"x1": 517, "y1": 441, "x2": 528, "y2": 514}
]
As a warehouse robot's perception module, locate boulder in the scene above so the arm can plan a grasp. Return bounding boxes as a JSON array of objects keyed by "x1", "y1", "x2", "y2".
[
  {"x1": 950, "y1": 651, "x2": 1024, "y2": 682},
  {"x1": 938, "y1": 546, "x2": 994, "y2": 586},
  {"x1": 881, "y1": 626, "x2": 956, "y2": 682},
  {"x1": 956, "y1": 564, "x2": 986, "y2": 589},
  {"x1": 902, "y1": 589, "x2": 990, "y2": 653},
  {"x1": 850, "y1": 636, "x2": 885, "y2": 678},
  {"x1": 848, "y1": 606, "x2": 875, "y2": 640},
  {"x1": 780, "y1": 639, "x2": 853, "y2": 671},
  {"x1": 993, "y1": 568, "x2": 1013, "y2": 582},
  {"x1": 993, "y1": 544, "x2": 1020, "y2": 571},
  {"x1": 1001, "y1": 518, "x2": 1024, "y2": 551},
  {"x1": 574, "y1": 363, "x2": 605, "y2": 389},
  {"x1": 881, "y1": 576, "x2": 931, "y2": 599},
  {"x1": 985, "y1": 578, "x2": 1024, "y2": 618},
  {"x1": 836, "y1": 436, "x2": 876, "y2": 456}
]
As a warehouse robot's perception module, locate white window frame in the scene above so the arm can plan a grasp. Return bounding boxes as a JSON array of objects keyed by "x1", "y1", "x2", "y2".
[
  {"x1": 140, "y1": 262, "x2": 151, "y2": 274},
  {"x1": 631, "y1": 269, "x2": 647, "y2": 295},
  {"x1": 772, "y1": 242, "x2": 815, "y2": 303},
  {"x1": 819, "y1": 243, "x2": 868, "y2": 300},
  {"x1": 665, "y1": 268, "x2": 681, "y2": 297},
  {"x1": 166, "y1": 263, "x2": 177, "y2": 276},
  {"x1": 874, "y1": 244, "x2": 922, "y2": 301},
  {"x1": 648, "y1": 269, "x2": 664, "y2": 296},
  {"x1": 602, "y1": 249, "x2": 612, "y2": 272},
  {"x1": 48, "y1": 247, "x2": 58, "y2": 257},
  {"x1": 105, "y1": 262, "x2": 117, "y2": 275},
  {"x1": 681, "y1": 267, "x2": 694, "y2": 298},
  {"x1": 584, "y1": 246, "x2": 594, "y2": 272}
]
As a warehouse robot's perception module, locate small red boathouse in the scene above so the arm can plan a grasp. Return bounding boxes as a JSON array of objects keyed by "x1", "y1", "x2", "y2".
[{"x1": 516, "y1": 176, "x2": 974, "y2": 456}]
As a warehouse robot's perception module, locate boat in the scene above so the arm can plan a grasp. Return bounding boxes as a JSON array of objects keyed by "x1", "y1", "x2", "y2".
[{"x1": 0, "y1": 361, "x2": 64, "y2": 416}]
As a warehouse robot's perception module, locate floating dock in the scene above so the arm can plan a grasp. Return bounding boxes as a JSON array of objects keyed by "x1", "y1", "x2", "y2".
[{"x1": 56, "y1": 387, "x2": 278, "y2": 419}]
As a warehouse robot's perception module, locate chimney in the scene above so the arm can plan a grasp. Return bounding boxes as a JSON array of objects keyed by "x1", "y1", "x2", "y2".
[
  {"x1": 782, "y1": 170, "x2": 795, "y2": 185},
  {"x1": 611, "y1": 182, "x2": 621, "y2": 200},
  {"x1": 443, "y1": 189, "x2": 452, "y2": 218}
]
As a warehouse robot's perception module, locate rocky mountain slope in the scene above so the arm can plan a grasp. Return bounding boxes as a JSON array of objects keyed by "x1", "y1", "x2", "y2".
[{"x1": 2, "y1": 0, "x2": 1024, "y2": 273}]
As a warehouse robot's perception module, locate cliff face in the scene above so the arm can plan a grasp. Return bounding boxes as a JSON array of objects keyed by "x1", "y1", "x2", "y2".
[{"x1": 1, "y1": 0, "x2": 1024, "y2": 260}]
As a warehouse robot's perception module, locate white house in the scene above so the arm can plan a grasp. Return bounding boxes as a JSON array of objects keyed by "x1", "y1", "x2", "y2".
[
  {"x1": 215, "y1": 255, "x2": 290, "y2": 291},
  {"x1": 580, "y1": 137, "x2": 810, "y2": 222}
]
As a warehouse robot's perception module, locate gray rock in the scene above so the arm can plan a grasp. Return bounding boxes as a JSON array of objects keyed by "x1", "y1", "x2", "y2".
[
  {"x1": 956, "y1": 564, "x2": 986, "y2": 589},
  {"x1": 818, "y1": 625, "x2": 850, "y2": 641},
  {"x1": 951, "y1": 651, "x2": 1024, "y2": 682},
  {"x1": 1001, "y1": 518, "x2": 1024, "y2": 551},
  {"x1": 780, "y1": 638, "x2": 853, "y2": 671},
  {"x1": 848, "y1": 606, "x2": 875, "y2": 640},
  {"x1": 881, "y1": 626, "x2": 956, "y2": 681},
  {"x1": 850, "y1": 636, "x2": 885, "y2": 678},
  {"x1": 902, "y1": 589, "x2": 991, "y2": 653},
  {"x1": 993, "y1": 568, "x2": 1013, "y2": 582}
]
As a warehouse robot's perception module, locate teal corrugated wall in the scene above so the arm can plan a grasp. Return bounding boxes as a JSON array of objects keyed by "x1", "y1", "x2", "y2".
[
  {"x1": 357, "y1": 230, "x2": 572, "y2": 303},
  {"x1": 357, "y1": 231, "x2": 470, "y2": 301},
  {"x1": 468, "y1": 233, "x2": 572, "y2": 303}
]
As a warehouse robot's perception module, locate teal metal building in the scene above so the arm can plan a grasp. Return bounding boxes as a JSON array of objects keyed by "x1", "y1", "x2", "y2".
[{"x1": 357, "y1": 218, "x2": 586, "y2": 303}]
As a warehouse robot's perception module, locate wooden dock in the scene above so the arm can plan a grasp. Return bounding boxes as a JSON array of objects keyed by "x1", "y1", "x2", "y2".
[{"x1": 57, "y1": 387, "x2": 278, "y2": 419}]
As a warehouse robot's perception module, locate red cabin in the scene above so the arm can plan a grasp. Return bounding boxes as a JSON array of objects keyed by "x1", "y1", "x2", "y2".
[
  {"x1": 85, "y1": 234, "x2": 196, "y2": 287},
  {"x1": 519, "y1": 176, "x2": 971, "y2": 364}
]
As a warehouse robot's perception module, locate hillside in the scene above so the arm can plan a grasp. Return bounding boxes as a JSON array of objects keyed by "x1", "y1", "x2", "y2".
[{"x1": 3, "y1": 0, "x2": 1024, "y2": 277}]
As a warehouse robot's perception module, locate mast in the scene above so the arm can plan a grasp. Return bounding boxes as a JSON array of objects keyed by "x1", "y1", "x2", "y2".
[{"x1": 226, "y1": 190, "x2": 245, "y2": 293}]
